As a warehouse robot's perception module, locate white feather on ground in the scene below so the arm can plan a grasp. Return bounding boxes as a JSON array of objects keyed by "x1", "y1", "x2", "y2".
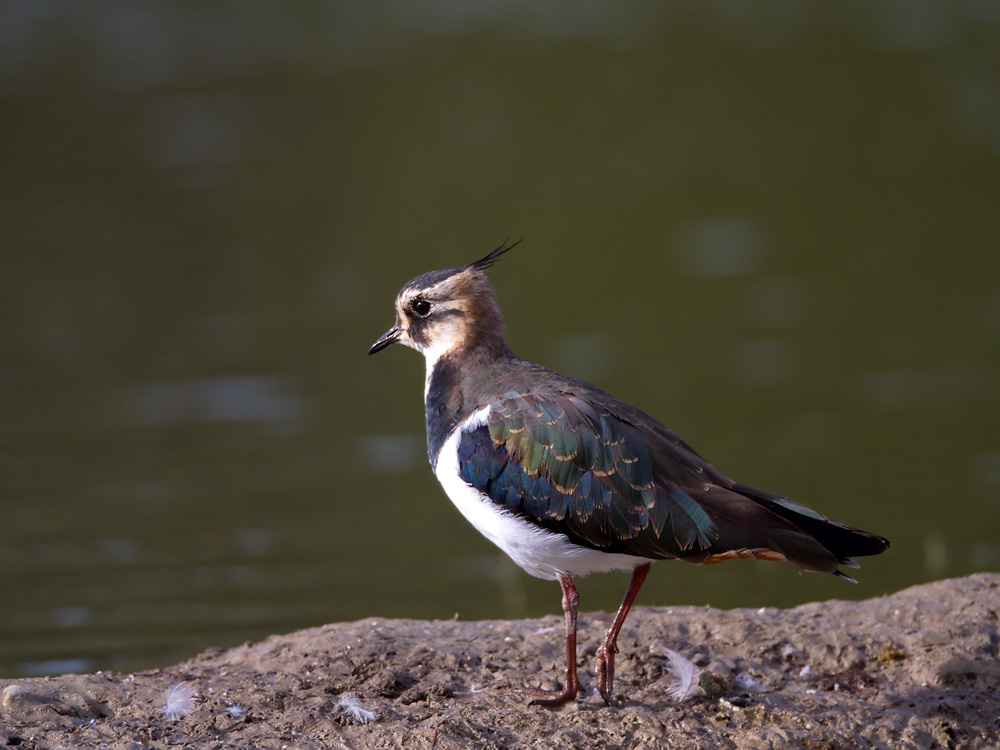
[
  {"x1": 334, "y1": 693, "x2": 376, "y2": 725},
  {"x1": 734, "y1": 671, "x2": 765, "y2": 692},
  {"x1": 162, "y1": 682, "x2": 198, "y2": 721},
  {"x1": 660, "y1": 649, "x2": 701, "y2": 701},
  {"x1": 223, "y1": 705, "x2": 246, "y2": 719}
]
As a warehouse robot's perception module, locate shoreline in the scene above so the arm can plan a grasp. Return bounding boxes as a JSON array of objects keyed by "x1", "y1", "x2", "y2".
[{"x1": 2, "y1": 573, "x2": 998, "y2": 749}]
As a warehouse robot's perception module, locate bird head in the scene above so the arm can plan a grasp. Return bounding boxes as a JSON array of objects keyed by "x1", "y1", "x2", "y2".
[{"x1": 368, "y1": 239, "x2": 519, "y2": 361}]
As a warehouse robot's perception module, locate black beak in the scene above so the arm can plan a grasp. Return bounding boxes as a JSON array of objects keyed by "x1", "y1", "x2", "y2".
[{"x1": 368, "y1": 325, "x2": 401, "y2": 355}]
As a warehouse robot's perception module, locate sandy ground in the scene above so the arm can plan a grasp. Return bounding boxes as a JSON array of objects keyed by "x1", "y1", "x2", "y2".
[{"x1": 2, "y1": 573, "x2": 998, "y2": 749}]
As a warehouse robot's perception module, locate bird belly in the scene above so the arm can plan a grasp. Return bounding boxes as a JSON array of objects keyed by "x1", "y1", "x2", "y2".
[{"x1": 434, "y1": 407, "x2": 653, "y2": 580}]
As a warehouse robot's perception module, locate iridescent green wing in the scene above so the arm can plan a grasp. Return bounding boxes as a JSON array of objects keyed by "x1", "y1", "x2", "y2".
[{"x1": 456, "y1": 393, "x2": 717, "y2": 558}]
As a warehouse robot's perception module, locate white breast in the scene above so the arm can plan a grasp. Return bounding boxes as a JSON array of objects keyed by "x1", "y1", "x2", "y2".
[{"x1": 433, "y1": 406, "x2": 653, "y2": 581}]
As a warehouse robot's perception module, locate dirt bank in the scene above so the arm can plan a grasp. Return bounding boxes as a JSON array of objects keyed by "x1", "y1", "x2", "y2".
[{"x1": 2, "y1": 574, "x2": 998, "y2": 749}]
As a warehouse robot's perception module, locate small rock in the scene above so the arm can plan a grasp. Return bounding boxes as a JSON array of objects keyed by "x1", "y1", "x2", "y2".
[
  {"x1": 2, "y1": 685, "x2": 28, "y2": 708},
  {"x1": 779, "y1": 643, "x2": 801, "y2": 661},
  {"x1": 400, "y1": 682, "x2": 454, "y2": 705},
  {"x1": 733, "y1": 672, "x2": 765, "y2": 693},
  {"x1": 876, "y1": 646, "x2": 907, "y2": 663},
  {"x1": 818, "y1": 668, "x2": 877, "y2": 694},
  {"x1": 698, "y1": 671, "x2": 728, "y2": 697},
  {"x1": 372, "y1": 668, "x2": 419, "y2": 698},
  {"x1": 1, "y1": 684, "x2": 57, "y2": 722}
]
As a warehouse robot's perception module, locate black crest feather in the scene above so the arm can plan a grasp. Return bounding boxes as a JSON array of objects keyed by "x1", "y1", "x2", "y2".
[{"x1": 468, "y1": 237, "x2": 521, "y2": 272}]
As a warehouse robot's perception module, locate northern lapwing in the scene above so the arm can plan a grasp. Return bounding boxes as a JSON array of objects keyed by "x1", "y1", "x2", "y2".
[{"x1": 368, "y1": 240, "x2": 890, "y2": 707}]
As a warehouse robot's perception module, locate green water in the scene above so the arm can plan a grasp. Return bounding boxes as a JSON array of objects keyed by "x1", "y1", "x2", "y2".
[{"x1": 2, "y1": 3, "x2": 998, "y2": 677}]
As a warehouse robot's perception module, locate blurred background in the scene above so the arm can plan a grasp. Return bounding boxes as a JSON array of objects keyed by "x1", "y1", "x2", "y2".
[{"x1": 2, "y1": 1, "x2": 998, "y2": 678}]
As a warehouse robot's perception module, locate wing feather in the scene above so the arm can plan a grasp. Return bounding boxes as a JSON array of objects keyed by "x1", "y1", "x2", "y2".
[
  {"x1": 457, "y1": 393, "x2": 718, "y2": 559},
  {"x1": 454, "y1": 384, "x2": 887, "y2": 575}
]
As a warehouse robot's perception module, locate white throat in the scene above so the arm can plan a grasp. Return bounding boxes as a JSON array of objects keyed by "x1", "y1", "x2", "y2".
[
  {"x1": 416, "y1": 319, "x2": 464, "y2": 401},
  {"x1": 422, "y1": 340, "x2": 454, "y2": 402}
]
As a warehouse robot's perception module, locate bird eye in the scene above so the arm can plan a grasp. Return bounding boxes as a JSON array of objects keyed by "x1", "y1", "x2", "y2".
[{"x1": 411, "y1": 299, "x2": 431, "y2": 317}]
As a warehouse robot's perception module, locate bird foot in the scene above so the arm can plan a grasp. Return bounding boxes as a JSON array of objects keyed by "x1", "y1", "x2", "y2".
[
  {"x1": 522, "y1": 683, "x2": 578, "y2": 708},
  {"x1": 594, "y1": 642, "x2": 617, "y2": 706}
]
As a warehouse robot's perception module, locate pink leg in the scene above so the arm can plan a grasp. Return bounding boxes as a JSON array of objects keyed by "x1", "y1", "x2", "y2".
[
  {"x1": 527, "y1": 573, "x2": 580, "y2": 708},
  {"x1": 595, "y1": 563, "x2": 651, "y2": 705}
]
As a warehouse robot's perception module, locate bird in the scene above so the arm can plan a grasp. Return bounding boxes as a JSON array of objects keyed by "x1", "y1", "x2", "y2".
[{"x1": 368, "y1": 240, "x2": 890, "y2": 708}]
